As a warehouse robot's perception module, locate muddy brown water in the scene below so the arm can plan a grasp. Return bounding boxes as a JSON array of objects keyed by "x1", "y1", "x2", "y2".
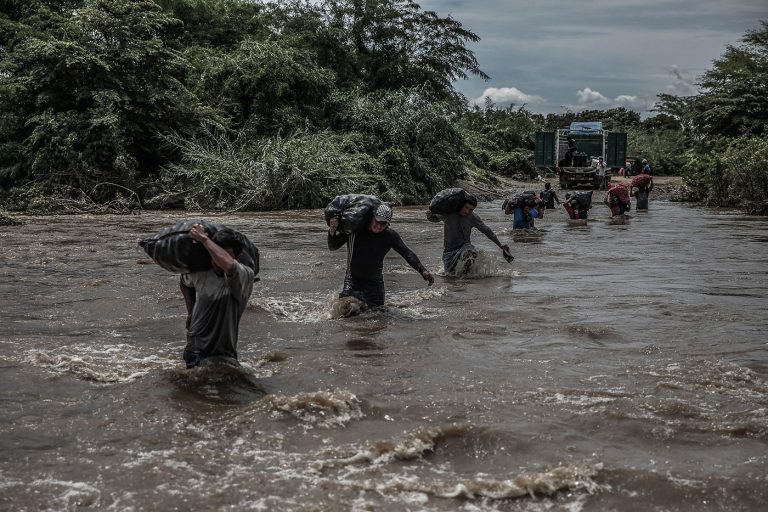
[{"x1": 1, "y1": 198, "x2": 767, "y2": 511}]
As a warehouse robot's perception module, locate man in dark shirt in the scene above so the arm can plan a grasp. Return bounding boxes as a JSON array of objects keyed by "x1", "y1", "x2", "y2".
[
  {"x1": 540, "y1": 183, "x2": 561, "y2": 209},
  {"x1": 327, "y1": 204, "x2": 434, "y2": 308}
]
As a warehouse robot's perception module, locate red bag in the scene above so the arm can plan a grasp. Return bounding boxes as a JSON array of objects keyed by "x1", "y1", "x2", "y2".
[
  {"x1": 631, "y1": 174, "x2": 652, "y2": 187},
  {"x1": 608, "y1": 183, "x2": 630, "y2": 204}
]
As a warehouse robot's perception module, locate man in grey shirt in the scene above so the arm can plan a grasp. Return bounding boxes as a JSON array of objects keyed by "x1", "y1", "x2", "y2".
[
  {"x1": 179, "y1": 224, "x2": 254, "y2": 368},
  {"x1": 426, "y1": 201, "x2": 511, "y2": 276}
]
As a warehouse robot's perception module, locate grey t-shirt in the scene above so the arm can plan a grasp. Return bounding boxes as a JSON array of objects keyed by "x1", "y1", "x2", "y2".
[
  {"x1": 181, "y1": 260, "x2": 254, "y2": 360},
  {"x1": 431, "y1": 212, "x2": 498, "y2": 251}
]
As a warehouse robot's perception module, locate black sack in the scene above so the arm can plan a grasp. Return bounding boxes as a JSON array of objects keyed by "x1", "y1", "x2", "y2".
[
  {"x1": 429, "y1": 188, "x2": 477, "y2": 214},
  {"x1": 324, "y1": 194, "x2": 382, "y2": 234},
  {"x1": 503, "y1": 191, "x2": 538, "y2": 211},
  {"x1": 139, "y1": 219, "x2": 259, "y2": 274},
  {"x1": 574, "y1": 190, "x2": 593, "y2": 210}
]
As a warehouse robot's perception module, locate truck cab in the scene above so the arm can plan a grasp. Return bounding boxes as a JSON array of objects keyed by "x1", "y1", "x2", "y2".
[{"x1": 535, "y1": 122, "x2": 627, "y2": 189}]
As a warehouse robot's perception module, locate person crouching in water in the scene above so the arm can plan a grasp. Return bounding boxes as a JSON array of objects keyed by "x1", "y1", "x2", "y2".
[
  {"x1": 427, "y1": 200, "x2": 510, "y2": 276},
  {"x1": 179, "y1": 225, "x2": 255, "y2": 368},
  {"x1": 604, "y1": 184, "x2": 631, "y2": 216},
  {"x1": 328, "y1": 204, "x2": 434, "y2": 311},
  {"x1": 563, "y1": 193, "x2": 589, "y2": 220}
]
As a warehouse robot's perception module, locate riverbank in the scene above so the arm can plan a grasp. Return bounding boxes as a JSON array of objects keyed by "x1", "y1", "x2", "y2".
[{"x1": 475, "y1": 175, "x2": 687, "y2": 202}]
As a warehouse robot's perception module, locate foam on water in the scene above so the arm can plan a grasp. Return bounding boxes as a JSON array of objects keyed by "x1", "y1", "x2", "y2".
[
  {"x1": 255, "y1": 389, "x2": 364, "y2": 428},
  {"x1": 439, "y1": 250, "x2": 518, "y2": 279},
  {"x1": 320, "y1": 425, "x2": 471, "y2": 468},
  {"x1": 23, "y1": 345, "x2": 175, "y2": 383},
  {"x1": 253, "y1": 292, "x2": 334, "y2": 323}
]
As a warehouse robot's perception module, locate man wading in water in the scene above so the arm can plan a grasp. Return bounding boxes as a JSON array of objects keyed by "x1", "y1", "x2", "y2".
[
  {"x1": 426, "y1": 200, "x2": 510, "y2": 276},
  {"x1": 328, "y1": 204, "x2": 434, "y2": 314},
  {"x1": 179, "y1": 224, "x2": 254, "y2": 368}
]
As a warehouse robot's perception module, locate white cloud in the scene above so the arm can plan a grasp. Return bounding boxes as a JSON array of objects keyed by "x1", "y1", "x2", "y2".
[
  {"x1": 576, "y1": 88, "x2": 610, "y2": 105},
  {"x1": 472, "y1": 87, "x2": 546, "y2": 106},
  {"x1": 663, "y1": 65, "x2": 699, "y2": 96},
  {"x1": 615, "y1": 95, "x2": 638, "y2": 104},
  {"x1": 562, "y1": 92, "x2": 656, "y2": 114}
]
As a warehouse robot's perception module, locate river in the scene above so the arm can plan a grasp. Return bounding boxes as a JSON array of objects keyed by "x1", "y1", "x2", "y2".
[{"x1": 1, "y1": 198, "x2": 766, "y2": 511}]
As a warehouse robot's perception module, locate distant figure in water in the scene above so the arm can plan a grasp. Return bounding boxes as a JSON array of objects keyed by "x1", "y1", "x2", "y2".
[
  {"x1": 540, "y1": 182, "x2": 561, "y2": 209},
  {"x1": 427, "y1": 200, "x2": 511, "y2": 276},
  {"x1": 328, "y1": 204, "x2": 433, "y2": 314},
  {"x1": 179, "y1": 225, "x2": 255, "y2": 369},
  {"x1": 631, "y1": 178, "x2": 654, "y2": 210}
]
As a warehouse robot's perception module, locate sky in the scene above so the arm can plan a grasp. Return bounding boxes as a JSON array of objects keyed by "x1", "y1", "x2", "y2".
[{"x1": 418, "y1": 0, "x2": 767, "y2": 115}]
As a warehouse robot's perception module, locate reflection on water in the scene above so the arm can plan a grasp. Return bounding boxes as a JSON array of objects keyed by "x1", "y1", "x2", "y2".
[{"x1": 1, "y1": 200, "x2": 767, "y2": 510}]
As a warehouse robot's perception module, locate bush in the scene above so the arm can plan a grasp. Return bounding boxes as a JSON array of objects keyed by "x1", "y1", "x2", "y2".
[
  {"x1": 723, "y1": 136, "x2": 768, "y2": 213},
  {"x1": 155, "y1": 127, "x2": 383, "y2": 211},
  {"x1": 487, "y1": 149, "x2": 535, "y2": 178}
]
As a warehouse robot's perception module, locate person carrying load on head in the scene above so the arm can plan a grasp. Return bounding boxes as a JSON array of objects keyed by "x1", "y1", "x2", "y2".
[
  {"x1": 630, "y1": 174, "x2": 654, "y2": 210},
  {"x1": 503, "y1": 191, "x2": 543, "y2": 229},
  {"x1": 328, "y1": 203, "x2": 434, "y2": 308},
  {"x1": 563, "y1": 191, "x2": 593, "y2": 220},
  {"x1": 540, "y1": 182, "x2": 561, "y2": 209},
  {"x1": 604, "y1": 183, "x2": 631, "y2": 216},
  {"x1": 426, "y1": 188, "x2": 511, "y2": 276},
  {"x1": 179, "y1": 225, "x2": 255, "y2": 369}
]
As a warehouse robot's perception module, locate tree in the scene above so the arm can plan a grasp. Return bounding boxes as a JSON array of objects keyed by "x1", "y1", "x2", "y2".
[
  {"x1": 282, "y1": 0, "x2": 487, "y2": 104},
  {"x1": 657, "y1": 21, "x2": 768, "y2": 138},
  {"x1": 0, "y1": 0, "x2": 212, "y2": 197}
]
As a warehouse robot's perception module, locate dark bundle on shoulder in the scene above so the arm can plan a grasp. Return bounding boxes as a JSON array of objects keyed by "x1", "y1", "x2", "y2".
[
  {"x1": 429, "y1": 188, "x2": 477, "y2": 214},
  {"x1": 502, "y1": 191, "x2": 540, "y2": 211},
  {"x1": 324, "y1": 194, "x2": 382, "y2": 234},
  {"x1": 139, "y1": 219, "x2": 259, "y2": 274},
  {"x1": 573, "y1": 190, "x2": 593, "y2": 209}
]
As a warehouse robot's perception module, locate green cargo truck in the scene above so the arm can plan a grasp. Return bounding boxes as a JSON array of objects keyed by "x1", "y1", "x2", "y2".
[{"x1": 535, "y1": 122, "x2": 627, "y2": 189}]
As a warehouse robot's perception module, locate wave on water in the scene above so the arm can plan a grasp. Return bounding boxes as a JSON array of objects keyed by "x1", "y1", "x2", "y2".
[
  {"x1": 0, "y1": 478, "x2": 101, "y2": 510},
  {"x1": 257, "y1": 288, "x2": 448, "y2": 322},
  {"x1": 413, "y1": 462, "x2": 605, "y2": 500},
  {"x1": 439, "y1": 250, "x2": 518, "y2": 279},
  {"x1": 255, "y1": 389, "x2": 364, "y2": 429},
  {"x1": 252, "y1": 293, "x2": 334, "y2": 323},
  {"x1": 317, "y1": 431, "x2": 605, "y2": 501},
  {"x1": 24, "y1": 346, "x2": 174, "y2": 383},
  {"x1": 319, "y1": 425, "x2": 471, "y2": 469},
  {"x1": 539, "y1": 359, "x2": 768, "y2": 439}
]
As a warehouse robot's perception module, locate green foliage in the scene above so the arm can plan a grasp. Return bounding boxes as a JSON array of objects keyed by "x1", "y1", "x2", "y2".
[
  {"x1": 156, "y1": 88, "x2": 471, "y2": 210},
  {"x1": 627, "y1": 127, "x2": 687, "y2": 175},
  {"x1": 542, "y1": 108, "x2": 642, "y2": 131},
  {"x1": 188, "y1": 39, "x2": 335, "y2": 132},
  {"x1": 657, "y1": 20, "x2": 768, "y2": 210},
  {"x1": 329, "y1": 89, "x2": 469, "y2": 195},
  {"x1": 281, "y1": 0, "x2": 487, "y2": 104},
  {"x1": 0, "y1": 0, "x2": 213, "y2": 198},
  {"x1": 155, "y1": 127, "x2": 382, "y2": 211}
]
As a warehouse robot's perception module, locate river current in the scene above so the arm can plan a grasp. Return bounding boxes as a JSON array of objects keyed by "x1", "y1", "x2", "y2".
[{"x1": 1, "y1": 198, "x2": 767, "y2": 511}]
